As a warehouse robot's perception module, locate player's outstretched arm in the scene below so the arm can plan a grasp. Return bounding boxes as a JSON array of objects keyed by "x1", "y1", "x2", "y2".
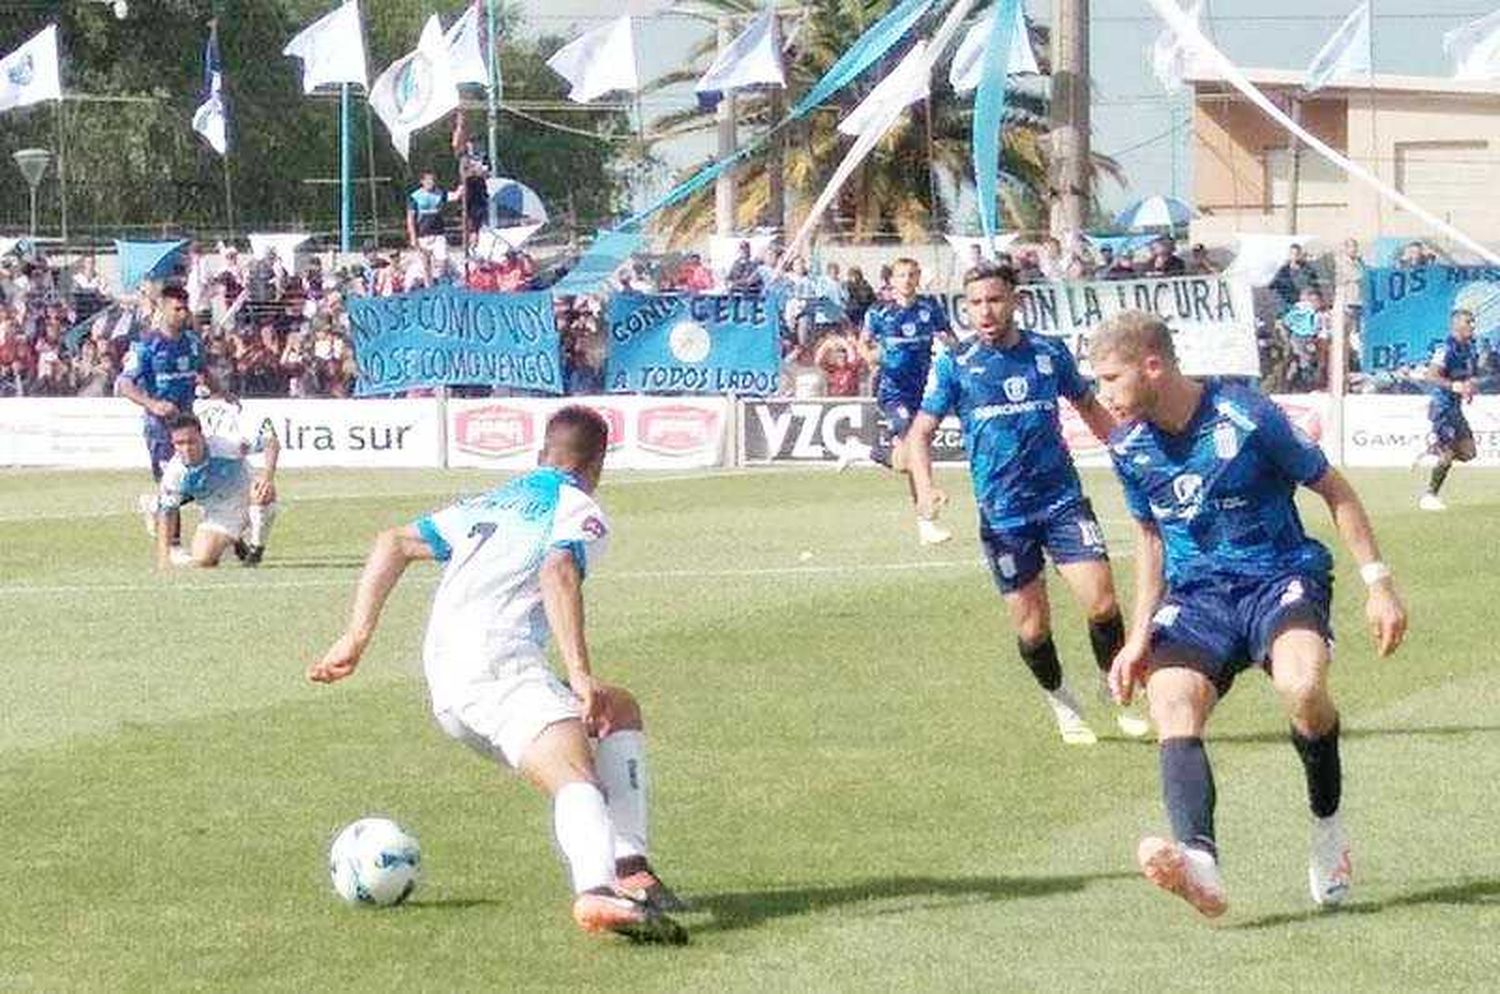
[
  {"x1": 906, "y1": 412, "x2": 946, "y2": 519},
  {"x1": 308, "y1": 525, "x2": 435, "y2": 684},
  {"x1": 539, "y1": 549, "x2": 602, "y2": 730},
  {"x1": 1306, "y1": 468, "x2": 1408, "y2": 657},
  {"x1": 1111, "y1": 519, "x2": 1166, "y2": 704}
]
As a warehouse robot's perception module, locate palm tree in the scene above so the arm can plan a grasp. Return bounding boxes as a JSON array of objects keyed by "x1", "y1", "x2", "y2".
[{"x1": 643, "y1": 0, "x2": 1120, "y2": 246}]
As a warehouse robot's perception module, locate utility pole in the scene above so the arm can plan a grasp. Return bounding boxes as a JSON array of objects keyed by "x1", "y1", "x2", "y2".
[
  {"x1": 486, "y1": 0, "x2": 500, "y2": 171},
  {"x1": 1049, "y1": 0, "x2": 1089, "y2": 238},
  {"x1": 1286, "y1": 96, "x2": 1303, "y2": 234},
  {"x1": 715, "y1": 15, "x2": 737, "y2": 237}
]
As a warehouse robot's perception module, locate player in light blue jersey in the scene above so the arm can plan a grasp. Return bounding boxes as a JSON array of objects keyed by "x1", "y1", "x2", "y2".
[
  {"x1": 908, "y1": 265, "x2": 1147, "y2": 744},
  {"x1": 308, "y1": 407, "x2": 687, "y2": 944},
  {"x1": 1420, "y1": 308, "x2": 1479, "y2": 511},
  {"x1": 154, "y1": 412, "x2": 279, "y2": 569},
  {"x1": 1090, "y1": 311, "x2": 1407, "y2": 919},
  {"x1": 857, "y1": 257, "x2": 957, "y2": 545}
]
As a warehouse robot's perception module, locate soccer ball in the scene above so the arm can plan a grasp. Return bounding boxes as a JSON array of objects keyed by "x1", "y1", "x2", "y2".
[{"x1": 328, "y1": 817, "x2": 422, "y2": 907}]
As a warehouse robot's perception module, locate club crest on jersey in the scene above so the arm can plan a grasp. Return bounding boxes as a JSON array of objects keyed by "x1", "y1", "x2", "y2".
[
  {"x1": 1172, "y1": 473, "x2": 1203, "y2": 507},
  {"x1": 1280, "y1": 579, "x2": 1305, "y2": 605},
  {"x1": 581, "y1": 515, "x2": 607, "y2": 539},
  {"x1": 918, "y1": 308, "x2": 930, "y2": 322},
  {"x1": 1035, "y1": 353, "x2": 1053, "y2": 376},
  {"x1": 1213, "y1": 421, "x2": 1239, "y2": 459},
  {"x1": 1003, "y1": 376, "x2": 1029, "y2": 403}
]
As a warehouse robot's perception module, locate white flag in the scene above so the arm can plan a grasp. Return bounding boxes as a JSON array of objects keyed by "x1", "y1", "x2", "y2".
[
  {"x1": 192, "y1": 23, "x2": 228, "y2": 156},
  {"x1": 1445, "y1": 9, "x2": 1500, "y2": 81},
  {"x1": 839, "y1": 41, "x2": 930, "y2": 136},
  {"x1": 695, "y1": 8, "x2": 786, "y2": 108},
  {"x1": 369, "y1": 15, "x2": 462, "y2": 160},
  {"x1": 546, "y1": 15, "x2": 639, "y2": 103},
  {"x1": 1151, "y1": 1, "x2": 1213, "y2": 93},
  {"x1": 949, "y1": 4, "x2": 1040, "y2": 94},
  {"x1": 0, "y1": 24, "x2": 62, "y2": 112},
  {"x1": 283, "y1": 0, "x2": 368, "y2": 93},
  {"x1": 1305, "y1": 2, "x2": 1371, "y2": 92},
  {"x1": 445, "y1": 3, "x2": 490, "y2": 87}
]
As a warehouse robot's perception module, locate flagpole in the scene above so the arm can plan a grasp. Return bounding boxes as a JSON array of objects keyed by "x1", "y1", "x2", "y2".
[
  {"x1": 54, "y1": 97, "x2": 69, "y2": 244},
  {"x1": 486, "y1": 0, "x2": 500, "y2": 169},
  {"x1": 223, "y1": 155, "x2": 236, "y2": 241},
  {"x1": 364, "y1": 101, "x2": 381, "y2": 247},
  {"x1": 340, "y1": 83, "x2": 353, "y2": 253}
]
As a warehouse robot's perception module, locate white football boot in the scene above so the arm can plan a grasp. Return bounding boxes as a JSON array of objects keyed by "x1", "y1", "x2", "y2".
[
  {"x1": 1137, "y1": 837, "x2": 1228, "y2": 918},
  {"x1": 1308, "y1": 814, "x2": 1352, "y2": 907}
]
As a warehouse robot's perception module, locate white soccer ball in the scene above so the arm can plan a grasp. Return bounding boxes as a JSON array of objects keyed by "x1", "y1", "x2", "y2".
[{"x1": 328, "y1": 817, "x2": 422, "y2": 907}]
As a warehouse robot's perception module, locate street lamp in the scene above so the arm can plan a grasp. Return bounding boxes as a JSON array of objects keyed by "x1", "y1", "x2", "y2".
[{"x1": 12, "y1": 148, "x2": 51, "y2": 239}]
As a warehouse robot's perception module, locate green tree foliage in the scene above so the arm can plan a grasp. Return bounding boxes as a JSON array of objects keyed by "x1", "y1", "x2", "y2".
[{"x1": 0, "y1": 1, "x2": 631, "y2": 244}]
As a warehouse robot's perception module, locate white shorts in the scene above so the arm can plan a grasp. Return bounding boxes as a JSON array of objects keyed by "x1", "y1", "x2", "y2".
[
  {"x1": 432, "y1": 660, "x2": 582, "y2": 769},
  {"x1": 417, "y1": 234, "x2": 449, "y2": 265},
  {"x1": 195, "y1": 494, "x2": 249, "y2": 538}
]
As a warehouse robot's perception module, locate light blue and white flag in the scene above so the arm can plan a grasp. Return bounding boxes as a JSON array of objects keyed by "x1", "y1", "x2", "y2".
[
  {"x1": 547, "y1": 15, "x2": 639, "y2": 103},
  {"x1": 1445, "y1": 9, "x2": 1500, "y2": 80},
  {"x1": 445, "y1": 2, "x2": 491, "y2": 88},
  {"x1": 192, "y1": 21, "x2": 228, "y2": 155},
  {"x1": 838, "y1": 41, "x2": 929, "y2": 136},
  {"x1": 283, "y1": 0, "x2": 368, "y2": 93},
  {"x1": 949, "y1": 1, "x2": 1038, "y2": 93},
  {"x1": 790, "y1": 0, "x2": 935, "y2": 117},
  {"x1": 973, "y1": 0, "x2": 1020, "y2": 242},
  {"x1": 0, "y1": 24, "x2": 61, "y2": 112},
  {"x1": 695, "y1": 7, "x2": 786, "y2": 110},
  {"x1": 369, "y1": 15, "x2": 461, "y2": 160},
  {"x1": 1151, "y1": 1, "x2": 1210, "y2": 93},
  {"x1": 1304, "y1": 2, "x2": 1370, "y2": 93}
]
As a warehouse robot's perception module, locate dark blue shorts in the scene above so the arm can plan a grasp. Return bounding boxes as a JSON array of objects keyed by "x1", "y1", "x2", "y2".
[
  {"x1": 979, "y1": 498, "x2": 1109, "y2": 595},
  {"x1": 1429, "y1": 405, "x2": 1473, "y2": 450},
  {"x1": 1148, "y1": 571, "x2": 1334, "y2": 697},
  {"x1": 145, "y1": 428, "x2": 175, "y2": 481},
  {"x1": 871, "y1": 395, "x2": 919, "y2": 467}
]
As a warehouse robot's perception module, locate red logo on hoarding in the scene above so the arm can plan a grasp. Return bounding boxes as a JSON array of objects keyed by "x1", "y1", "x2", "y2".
[
  {"x1": 581, "y1": 404, "x2": 626, "y2": 450},
  {"x1": 637, "y1": 404, "x2": 719, "y2": 455},
  {"x1": 1275, "y1": 399, "x2": 1325, "y2": 442},
  {"x1": 453, "y1": 405, "x2": 535, "y2": 457}
]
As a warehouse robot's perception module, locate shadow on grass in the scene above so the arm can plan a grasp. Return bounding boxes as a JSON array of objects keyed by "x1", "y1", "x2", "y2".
[
  {"x1": 1229, "y1": 877, "x2": 1500, "y2": 930},
  {"x1": 1205, "y1": 725, "x2": 1500, "y2": 747},
  {"x1": 258, "y1": 556, "x2": 368, "y2": 570},
  {"x1": 686, "y1": 872, "x2": 1134, "y2": 934}
]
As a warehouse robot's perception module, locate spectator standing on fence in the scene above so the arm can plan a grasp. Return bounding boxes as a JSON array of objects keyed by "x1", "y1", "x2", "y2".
[
  {"x1": 1334, "y1": 239, "x2": 1366, "y2": 372},
  {"x1": 1270, "y1": 243, "x2": 1322, "y2": 312},
  {"x1": 407, "y1": 171, "x2": 459, "y2": 280}
]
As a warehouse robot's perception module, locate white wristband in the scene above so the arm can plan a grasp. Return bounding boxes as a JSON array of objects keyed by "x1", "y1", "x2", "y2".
[{"x1": 1359, "y1": 561, "x2": 1392, "y2": 586}]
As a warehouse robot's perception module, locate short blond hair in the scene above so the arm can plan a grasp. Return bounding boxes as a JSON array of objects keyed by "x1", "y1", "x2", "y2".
[
  {"x1": 1089, "y1": 310, "x2": 1178, "y2": 367},
  {"x1": 891, "y1": 256, "x2": 921, "y2": 274}
]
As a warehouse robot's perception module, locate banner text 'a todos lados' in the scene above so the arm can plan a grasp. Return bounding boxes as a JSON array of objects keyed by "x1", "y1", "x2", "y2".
[
  {"x1": 605, "y1": 292, "x2": 782, "y2": 395},
  {"x1": 1361, "y1": 265, "x2": 1500, "y2": 373},
  {"x1": 347, "y1": 285, "x2": 563, "y2": 396},
  {"x1": 933, "y1": 275, "x2": 1260, "y2": 377}
]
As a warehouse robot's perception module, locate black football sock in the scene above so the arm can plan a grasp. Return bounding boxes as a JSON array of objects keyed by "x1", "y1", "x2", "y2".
[
  {"x1": 1291, "y1": 720, "x2": 1342, "y2": 819},
  {"x1": 1087, "y1": 612, "x2": 1126, "y2": 675},
  {"x1": 1018, "y1": 635, "x2": 1063, "y2": 692},
  {"x1": 1161, "y1": 737, "x2": 1217, "y2": 859},
  {"x1": 1428, "y1": 458, "x2": 1452, "y2": 496}
]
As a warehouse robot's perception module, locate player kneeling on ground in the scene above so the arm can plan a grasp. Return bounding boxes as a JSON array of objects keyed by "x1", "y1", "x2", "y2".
[
  {"x1": 155, "y1": 413, "x2": 279, "y2": 570},
  {"x1": 1090, "y1": 310, "x2": 1407, "y2": 918},
  {"x1": 307, "y1": 406, "x2": 687, "y2": 944}
]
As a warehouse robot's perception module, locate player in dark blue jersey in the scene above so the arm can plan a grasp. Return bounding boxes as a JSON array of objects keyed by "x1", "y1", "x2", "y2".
[
  {"x1": 1420, "y1": 308, "x2": 1479, "y2": 511},
  {"x1": 858, "y1": 257, "x2": 956, "y2": 546},
  {"x1": 908, "y1": 265, "x2": 1148, "y2": 744},
  {"x1": 117, "y1": 286, "x2": 208, "y2": 555},
  {"x1": 1089, "y1": 311, "x2": 1407, "y2": 919}
]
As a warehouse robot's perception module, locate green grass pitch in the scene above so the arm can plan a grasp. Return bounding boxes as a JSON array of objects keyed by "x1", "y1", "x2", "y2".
[{"x1": 1, "y1": 465, "x2": 1497, "y2": 992}]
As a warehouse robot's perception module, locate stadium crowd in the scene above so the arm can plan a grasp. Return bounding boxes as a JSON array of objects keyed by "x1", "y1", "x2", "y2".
[{"x1": 1, "y1": 228, "x2": 1495, "y2": 402}]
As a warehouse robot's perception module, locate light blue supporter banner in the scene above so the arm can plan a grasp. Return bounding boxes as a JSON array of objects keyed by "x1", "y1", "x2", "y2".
[
  {"x1": 347, "y1": 284, "x2": 562, "y2": 396},
  {"x1": 605, "y1": 293, "x2": 781, "y2": 395},
  {"x1": 1361, "y1": 265, "x2": 1500, "y2": 372},
  {"x1": 551, "y1": 230, "x2": 646, "y2": 295}
]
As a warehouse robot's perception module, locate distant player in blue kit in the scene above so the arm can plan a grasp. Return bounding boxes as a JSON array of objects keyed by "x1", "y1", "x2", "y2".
[
  {"x1": 1090, "y1": 311, "x2": 1407, "y2": 918},
  {"x1": 1420, "y1": 308, "x2": 1479, "y2": 511},
  {"x1": 908, "y1": 265, "x2": 1149, "y2": 744},
  {"x1": 117, "y1": 286, "x2": 207, "y2": 555},
  {"x1": 858, "y1": 257, "x2": 956, "y2": 545}
]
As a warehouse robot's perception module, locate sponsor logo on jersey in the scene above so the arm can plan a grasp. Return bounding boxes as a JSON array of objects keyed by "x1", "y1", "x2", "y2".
[
  {"x1": 580, "y1": 515, "x2": 607, "y2": 539},
  {"x1": 638, "y1": 404, "x2": 719, "y2": 455},
  {"x1": 1035, "y1": 353, "x2": 1053, "y2": 376},
  {"x1": 453, "y1": 404, "x2": 535, "y2": 457},
  {"x1": 1153, "y1": 604, "x2": 1181, "y2": 627},
  {"x1": 1213, "y1": 421, "x2": 1239, "y2": 459},
  {"x1": 1003, "y1": 376, "x2": 1029, "y2": 403}
]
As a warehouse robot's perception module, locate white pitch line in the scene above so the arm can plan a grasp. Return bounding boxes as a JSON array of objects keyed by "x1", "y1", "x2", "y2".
[{"x1": 0, "y1": 557, "x2": 985, "y2": 597}]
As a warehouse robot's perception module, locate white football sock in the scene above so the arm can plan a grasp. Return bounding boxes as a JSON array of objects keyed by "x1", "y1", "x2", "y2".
[
  {"x1": 552, "y1": 781, "x2": 615, "y2": 894},
  {"x1": 595, "y1": 730, "x2": 649, "y2": 861},
  {"x1": 247, "y1": 501, "x2": 277, "y2": 547}
]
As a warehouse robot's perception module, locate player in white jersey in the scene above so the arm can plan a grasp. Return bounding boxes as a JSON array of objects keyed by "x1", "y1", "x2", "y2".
[
  {"x1": 155, "y1": 412, "x2": 279, "y2": 569},
  {"x1": 307, "y1": 407, "x2": 687, "y2": 944}
]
